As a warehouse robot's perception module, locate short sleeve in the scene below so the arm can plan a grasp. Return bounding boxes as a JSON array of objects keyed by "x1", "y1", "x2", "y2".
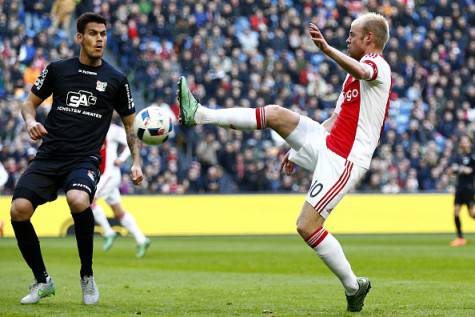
[
  {"x1": 31, "y1": 63, "x2": 55, "y2": 100},
  {"x1": 360, "y1": 54, "x2": 384, "y2": 83},
  {"x1": 114, "y1": 77, "x2": 135, "y2": 116}
]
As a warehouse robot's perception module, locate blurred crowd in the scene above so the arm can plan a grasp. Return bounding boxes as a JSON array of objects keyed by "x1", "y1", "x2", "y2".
[{"x1": 1, "y1": 0, "x2": 474, "y2": 195}]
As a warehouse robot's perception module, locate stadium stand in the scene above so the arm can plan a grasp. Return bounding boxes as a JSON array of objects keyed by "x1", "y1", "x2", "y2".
[{"x1": 0, "y1": 0, "x2": 474, "y2": 194}]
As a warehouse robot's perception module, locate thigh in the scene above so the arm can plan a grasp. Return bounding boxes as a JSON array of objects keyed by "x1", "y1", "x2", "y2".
[
  {"x1": 306, "y1": 149, "x2": 367, "y2": 219},
  {"x1": 13, "y1": 160, "x2": 61, "y2": 208},
  {"x1": 287, "y1": 116, "x2": 327, "y2": 171},
  {"x1": 464, "y1": 189, "x2": 474, "y2": 209},
  {"x1": 63, "y1": 159, "x2": 101, "y2": 203}
]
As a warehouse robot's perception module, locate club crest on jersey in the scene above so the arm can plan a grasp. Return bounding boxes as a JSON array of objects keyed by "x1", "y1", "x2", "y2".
[{"x1": 96, "y1": 80, "x2": 108, "y2": 92}]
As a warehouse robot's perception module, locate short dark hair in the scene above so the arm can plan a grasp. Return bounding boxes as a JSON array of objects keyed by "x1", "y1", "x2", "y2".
[{"x1": 76, "y1": 12, "x2": 107, "y2": 34}]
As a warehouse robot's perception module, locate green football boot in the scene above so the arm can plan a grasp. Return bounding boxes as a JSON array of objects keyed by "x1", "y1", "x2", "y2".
[
  {"x1": 136, "y1": 238, "x2": 151, "y2": 258},
  {"x1": 20, "y1": 276, "x2": 56, "y2": 304},
  {"x1": 177, "y1": 76, "x2": 199, "y2": 127},
  {"x1": 346, "y1": 277, "x2": 371, "y2": 312},
  {"x1": 103, "y1": 232, "x2": 117, "y2": 252}
]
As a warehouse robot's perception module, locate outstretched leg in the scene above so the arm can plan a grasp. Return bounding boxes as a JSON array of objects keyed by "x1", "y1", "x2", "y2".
[{"x1": 177, "y1": 76, "x2": 299, "y2": 138}]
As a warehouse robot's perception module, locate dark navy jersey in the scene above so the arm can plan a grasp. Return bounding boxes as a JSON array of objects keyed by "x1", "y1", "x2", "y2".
[
  {"x1": 31, "y1": 57, "x2": 135, "y2": 160},
  {"x1": 454, "y1": 153, "x2": 475, "y2": 190}
]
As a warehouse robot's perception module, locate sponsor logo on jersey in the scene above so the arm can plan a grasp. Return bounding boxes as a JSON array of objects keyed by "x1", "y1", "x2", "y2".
[
  {"x1": 78, "y1": 69, "x2": 97, "y2": 75},
  {"x1": 124, "y1": 83, "x2": 134, "y2": 109},
  {"x1": 96, "y1": 80, "x2": 107, "y2": 92},
  {"x1": 66, "y1": 90, "x2": 97, "y2": 107},
  {"x1": 34, "y1": 67, "x2": 48, "y2": 89},
  {"x1": 344, "y1": 88, "x2": 359, "y2": 102}
]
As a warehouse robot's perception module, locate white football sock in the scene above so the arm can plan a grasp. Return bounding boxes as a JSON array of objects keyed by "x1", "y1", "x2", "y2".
[
  {"x1": 92, "y1": 204, "x2": 115, "y2": 237},
  {"x1": 194, "y1": 106, "x2": 266, "y2": 129},
  {"x1": 120, "y1": 212, "x2": 146, "y2": 245},
  {"x1": 306, "y1": 227, "x2": 359, "y2": 295}
]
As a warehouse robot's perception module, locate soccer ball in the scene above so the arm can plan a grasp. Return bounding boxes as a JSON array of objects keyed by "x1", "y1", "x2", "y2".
[{"x1": 134, "y1": 106, "x2": 173, "y2": 145}]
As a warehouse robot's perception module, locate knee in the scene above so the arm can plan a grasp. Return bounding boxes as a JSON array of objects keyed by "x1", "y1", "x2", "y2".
[
  {"x1": 453, "y1": 208, "x2": 461, "y2": 216},
  {"x1": 10, "y1": 199, "x2": 34, "y2": 221},
  {"x1": 296, "y1": 216, "x2": 314, "y2": 239},
  {"x1": 66, "y1": 190, "x2": 90, "y2": 213},
  {"x1": 264, "y1": 104, "x2": 285, "y2": 127}
]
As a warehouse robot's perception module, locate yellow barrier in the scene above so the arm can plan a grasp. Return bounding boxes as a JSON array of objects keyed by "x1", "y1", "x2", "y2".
[{"x1": 0, "y1": 194, "x2": 474, "y2": 237}]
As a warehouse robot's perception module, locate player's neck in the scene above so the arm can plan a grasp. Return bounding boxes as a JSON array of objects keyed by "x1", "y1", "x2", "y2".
[
  {"x1": 79, "y1": 51, "x2": 103, "y2": 67},
  {"x1": 363, "y1": 47, "x2": 383, "y2": 57}
]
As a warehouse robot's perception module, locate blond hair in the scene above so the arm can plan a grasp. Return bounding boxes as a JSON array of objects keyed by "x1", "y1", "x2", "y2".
[{"x1": 353, "y1": 12, "x2": 390, "y2": 50}]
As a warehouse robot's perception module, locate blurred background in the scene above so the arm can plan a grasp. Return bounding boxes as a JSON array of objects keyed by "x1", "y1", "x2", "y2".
[{"x1": 0, "y1": 0, "x2": 474, "y2": 197}]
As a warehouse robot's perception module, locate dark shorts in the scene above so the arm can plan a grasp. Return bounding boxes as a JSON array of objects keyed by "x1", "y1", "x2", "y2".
[
  {"x1": 454, "y1": 188, "x2": 474, "y2": 207},
  {"x1": 12, "y1": 157, "x2": 101, "y2": 209}
]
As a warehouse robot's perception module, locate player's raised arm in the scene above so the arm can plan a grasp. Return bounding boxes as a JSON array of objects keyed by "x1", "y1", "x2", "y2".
[
  {"x1": 120, "y1": 113, "x2": 143, "y2": 185},
  {"x1": 308, "y1": 23, "x2": 372, "y2": 80},
  {"x1": 21, "y1": 92, "x2": 48, "y2": 141},
  {"x1": 308, "y1": 13, "x2": 389, "y2": 81}
]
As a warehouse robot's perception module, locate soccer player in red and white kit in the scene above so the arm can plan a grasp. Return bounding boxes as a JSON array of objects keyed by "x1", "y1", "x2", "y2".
[
  {"x1": 178, "y1": 12, "x2": 391, "y2": 312},
  {"x1": 92, "y1": 120, "x2": 150, "y2": 257}
]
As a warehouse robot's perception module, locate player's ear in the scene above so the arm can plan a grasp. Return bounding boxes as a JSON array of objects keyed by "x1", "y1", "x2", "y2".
[
  {"x1": 75, "y1": 32, "x2": 83, "y2": 45},
  {"x1": 365, "y1": 31, "x2": 373, "y2": 45}
]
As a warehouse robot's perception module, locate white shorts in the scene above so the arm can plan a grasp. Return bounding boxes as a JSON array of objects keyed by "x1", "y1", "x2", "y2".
[
  {"x1": 288, "y1": 116, "x2": 367, "y2": 219},
  {"x1": 95, "y1": 169, "x2": 121, "y2": 205}
]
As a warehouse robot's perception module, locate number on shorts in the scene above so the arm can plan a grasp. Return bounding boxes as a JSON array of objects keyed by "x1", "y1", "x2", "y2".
[{"x1": 309, "y1": 180, "x2": 323, "y2": 198}]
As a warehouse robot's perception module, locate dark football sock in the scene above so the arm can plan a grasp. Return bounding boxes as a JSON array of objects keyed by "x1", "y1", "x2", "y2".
[
  {"x1": 72, "y1": 207, "x2": 94, "y2": 278},
  {"x1": 455, "y1": 216, "x2": 463, "y2": 238},
  {"x1": 11, "y1": 220, "x2": 48, "y2": 283}
]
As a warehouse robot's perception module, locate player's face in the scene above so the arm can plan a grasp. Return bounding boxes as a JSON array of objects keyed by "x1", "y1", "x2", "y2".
[
  {"x1": 78, "y1": 22, "x2": 107, "y2": 60},
  {"x1": 346, "y1": 22, "x2": 366, "y2": 60}
]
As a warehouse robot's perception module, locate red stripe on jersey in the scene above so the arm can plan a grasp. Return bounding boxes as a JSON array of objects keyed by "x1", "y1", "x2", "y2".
[
  {"x1": 316, "y1": 162, "x2": 353, "y2": 214},
  {"x1": 363, "y1": 60, "x2": 378, "y2": 81},
  {"x1": 99, "y1": 139, "x2": 107, "y2": 174},
  {"x1": 326, "y1": 79, "x2": 361, "y2": 159},
  {"x1": 314, "y1": 161, "x2": 352, "y2": 213},
  {"x1": 313, "y1": 161, "x2": 350, "y2": 211},
  {"x1": 256, "y1": 107, "x2": 262, "y2": 129}
]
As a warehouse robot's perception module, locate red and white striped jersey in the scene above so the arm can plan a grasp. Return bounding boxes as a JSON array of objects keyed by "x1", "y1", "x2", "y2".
[
  {"x1": 99, "y1": 123, "x2": 130, "y2": 175},
  {"x1": 326, "y1": 53, "x2": 392, "y2": 169}
]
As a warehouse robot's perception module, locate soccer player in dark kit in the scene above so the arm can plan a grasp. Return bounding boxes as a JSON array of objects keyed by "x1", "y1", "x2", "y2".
[
  {"x1": 10, "y1": 13, "x2": 143, "y2": 305},
  {"x1": 449, "y1": 135, "x2": 475, "y2": 247}
]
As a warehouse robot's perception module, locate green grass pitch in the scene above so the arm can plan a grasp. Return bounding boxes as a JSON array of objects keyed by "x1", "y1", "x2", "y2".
[{"x1": 1, "y1": 234, "x2": 475, "y2": 316}]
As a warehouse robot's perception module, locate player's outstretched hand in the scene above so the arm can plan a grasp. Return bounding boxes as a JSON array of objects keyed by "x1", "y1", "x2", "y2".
[
  {"x1": 131, "y1": 164, "x2": 143, "y2": 185},
  {"x1": 308, "y1": 22, "x2": 330, "y2": 53},
  {"x1": 26, "y1": 121, "x2": 48, "y2": 141},
  {"x1": 280, "y1": 150, "x2": 295, "y2": 176}
]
